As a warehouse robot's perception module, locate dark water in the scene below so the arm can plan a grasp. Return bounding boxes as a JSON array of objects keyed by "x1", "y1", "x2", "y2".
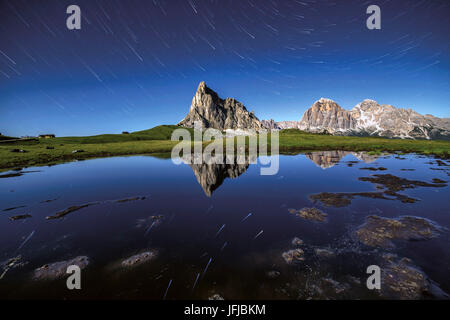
[{"x1": 0, "y1": 152, "x2": 449, "y2": 300}]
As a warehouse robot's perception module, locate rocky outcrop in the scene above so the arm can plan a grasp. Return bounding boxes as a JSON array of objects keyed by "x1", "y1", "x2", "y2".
[
  {"x1": 179, "y1": 83, "x2": 449, "y2": 139},
  {"x1": 277, "y1": 120, "x2": 301, "y2": 130},
  {"x1": 351, "y1": 99, "x2": 450, "y2": 139},
  {"x1": 33, "y1": 256, "x2": 89, "y2": 281},
  {"x1": 355, "y1": 215, "x2": 442, "y2": 248},
  {"x1": 263, "y1": 98, "x2": 450, "y2": 140},
  {"x1": 178, "y1": 82, "x2": 263, "y2": 132},
  {"x1": 288, "y1": 207, "x2": 327, "y2": 222},
  {"x1": 298, "y1": 98, "x2": 356, "y2": 133},
  {"x1": 261, "y1": 119, "x2": 279, "y2": 130},
  {"x1": 379, "y1": 254, "x2": 449, "y2": 299},
  {"x1": 121, "y1": 251, "x2": 157, "y2": 268}
]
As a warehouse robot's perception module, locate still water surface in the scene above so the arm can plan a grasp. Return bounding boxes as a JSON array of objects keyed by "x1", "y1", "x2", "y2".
[{"x1": 0, "y1": 152, "x2": 449, "y2": 299}]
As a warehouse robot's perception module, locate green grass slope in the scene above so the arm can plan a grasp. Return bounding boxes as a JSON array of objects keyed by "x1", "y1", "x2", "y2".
[{"x1": 0, "y1": 126, "x2": 448, "y2": 171}]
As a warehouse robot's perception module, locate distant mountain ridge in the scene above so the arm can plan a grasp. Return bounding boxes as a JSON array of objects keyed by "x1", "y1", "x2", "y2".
[
  {"x1": 178, "y1": 82, "x2": 450, "y2": 140},
  {"x1": 265, "y1": 98, "x2": 450, "y2": 140}
]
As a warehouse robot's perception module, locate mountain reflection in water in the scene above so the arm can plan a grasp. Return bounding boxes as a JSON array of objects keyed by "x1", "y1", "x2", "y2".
[
  {"x1": 188, "y1": 151, "x2": 380, "y2": 195},
  {"x1": 0, "y1": 152, "x2": 449, "y2": 300}
]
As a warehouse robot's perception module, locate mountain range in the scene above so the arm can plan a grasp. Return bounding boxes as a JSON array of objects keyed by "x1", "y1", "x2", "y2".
[{"x1": 179, "y1": 82, "x2": 450, "y2": 140}]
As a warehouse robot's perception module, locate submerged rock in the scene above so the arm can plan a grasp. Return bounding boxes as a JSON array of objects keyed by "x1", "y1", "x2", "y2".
[
  {"x1": 266, "y1": 270, "x2": 281, "y2": 279},
  {"x1": 358, "y1": 174, "x2": 447, "y2": 192},
  {"x1": 33, "y1": 256, "x2": 89, "y2": 281},
  {"x1": 289, "y1": 207, "x2": 327, "y2": 222},
  {"x1": 314, "y1": 247, "x2": 335, "y2": 258},
  {"x1": 282, "y1": 248, "x2": 305, "y2": 264},
  {"x1": 46, "y1": 202, "x2": 99, "y2": 220},
  {"x1": 115, "y1": 196, "x2": 146, "y2": 203},
  {"x1": 380, "y1": 254, "x2": 449, "y2": 300},
  {"x1": 9, "y1": 214, "x2": 32, "y2": 221},
  {"x1": 121, "y1": 251, "x2": 157, "y2": 268},
  {"x1": 3, "y1": 205, "x2": 26, "y2": 212},
  {"x1": 355, "y1": 215, "x2": 441, "y2": 248},
  {"x1": 322, "y1": 277, "x2": 349, "y2": 295},
  {"x1": 310, "y1": 174, "x2": 445, "y2": 207},
  {"x1": 360, "y1": 167, "x2": 387, "y2": 171},
  {"x1": 0, "y1": 256, "x2": 27, "y2": 280},
  {"x1": 291, "y1": 237, "x2": 303, "y2": 247},
  {"x1": 309, "y1": 192, "x2": 353, "y2": 207}
]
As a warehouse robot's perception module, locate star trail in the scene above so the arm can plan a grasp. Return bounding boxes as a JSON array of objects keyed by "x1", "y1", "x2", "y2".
[{"x1": 0, "y1": 0, "x2": 449, "y2": 136}]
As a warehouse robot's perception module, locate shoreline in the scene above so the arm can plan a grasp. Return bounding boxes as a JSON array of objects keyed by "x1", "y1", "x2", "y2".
[
  {"x1": 1, "y1": 145, "x2": 448, "y2": 173},
  {"x1": 1, "y1": 127, "x2": 449, "y2": 171}
]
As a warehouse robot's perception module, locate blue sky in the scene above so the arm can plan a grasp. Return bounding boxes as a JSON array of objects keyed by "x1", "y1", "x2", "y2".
[{"x1": 1, "y1": 0, "x2": 449, "y2": 137}]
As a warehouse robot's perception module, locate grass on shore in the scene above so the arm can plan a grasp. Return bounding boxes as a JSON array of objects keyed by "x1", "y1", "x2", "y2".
[
  {"x1": 0, "y1": 126, "x2": 449, "y2": 171},
  {"x1": 277, "y1": 129, "x2": 450, "y2": 156}
]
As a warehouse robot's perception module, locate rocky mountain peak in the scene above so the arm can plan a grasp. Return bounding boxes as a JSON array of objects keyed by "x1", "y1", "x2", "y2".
[
  {"x1": 350, "y1": 99, "x2": 450, "y2": 139},
  {"x1": 198, "y1": 81, "x2": 206, "y2": 91},
  {"x1": 354, "y1": 99, "x2": 379, "y2": 111},
  {"x1": 299, "y1": 99, "x2": 356, "y2": 133},
  {"x1": 312, "y1": 98, "x2": 343, "y2": 112},
  {"x1": 180, "y1": 83, "x2": 449, "y2": 140},
  {"x1": 179, "y1": 82, "x2": 262, "y2": 132}
]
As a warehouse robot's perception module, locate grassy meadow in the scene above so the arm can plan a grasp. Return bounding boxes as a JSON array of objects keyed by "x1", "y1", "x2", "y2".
[{"x1": 0, "y1": 125, "x2": 449, "y2": 171}]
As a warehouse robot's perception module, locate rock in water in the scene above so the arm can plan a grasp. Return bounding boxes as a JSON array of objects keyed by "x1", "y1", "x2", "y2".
[
  {"x1": 289, "y1": 207, "x2": 327, "y2": 222},
  {"x1": 380, "y1": 254, "x2": 449, "y2": 300},
  {"x1": 121, "y1": 251, "x2": 157, "y2": 268},
  {"x1": 178, "y1": 82, "x2": 263, "y2": 132},
  {"x1": 33, "y1": 256, "x2": 89, "y2": 281},
  {"x1": 355, "y1": 215, "x2": 441, "y2": 248},
  {"x1": 282, "y1": 248, "x2": 305, "y2": 264}
]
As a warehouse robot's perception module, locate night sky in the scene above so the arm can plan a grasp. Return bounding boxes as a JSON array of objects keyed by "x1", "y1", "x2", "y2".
[{"x1": 1, "y1": 0, "x2": 449, "y2": 137}]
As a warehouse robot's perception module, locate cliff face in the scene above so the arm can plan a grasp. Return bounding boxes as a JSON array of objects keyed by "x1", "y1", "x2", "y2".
[
  {"x1": 260, "y1": 119, "x2": 279, "y2": 130},
  {"x1": 178, "y1": 82, "x2": 262, "y2": 132},
  {"x1": 263, "y1": 98, "x2": 450, "y2": 140},
  {"x1": 179, "y1": 83, "x2": 449, "y2": 139},
  {"x1": 351, "y1": 99, "x2": 450, "y2": 139},
  {"x1": 298, "y1": 98, "x2": 356, "y2": 133}
]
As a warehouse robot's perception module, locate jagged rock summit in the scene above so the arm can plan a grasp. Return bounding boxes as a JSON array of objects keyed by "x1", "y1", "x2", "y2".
[
  {"x1": 351, "y1": 99, "x2": 450, "y2": 139},
  {"x1": 298, "y1": 98, "x2": 356, "y2": 133},
  {"x1": 265, "y1": 98, "x2": 450, "y2": 140},
  {"x1": 178, "y1": 82, "x2": 449, "y2": 139},
  {"x1": 178, "y1": 82, "x2": 263, "y2": 132}
]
